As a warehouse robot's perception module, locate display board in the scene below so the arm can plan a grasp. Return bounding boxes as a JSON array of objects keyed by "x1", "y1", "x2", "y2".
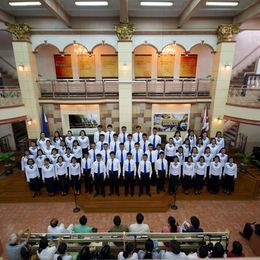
[
  {"x1": 134, "y1": 54, "x2": 152, "y2": 78},
  {"x1": 78, "y1": 54, "x2": 96, "y2": 78},
  {"x1": 69, "y1": 114, "x2": 99, "y2": 129},
  {"x1": 54, "y1": 54, "x2": 73, "y2": 79},
  {"x1": 179, "y1": 54, "x2": 198, "y2": 78},
  {"x1": 157, "y1": 55, "x2": 175, "y2": 78},
  {"x1": 101, "y1": 54, "x2": 118, "y2": 78}
]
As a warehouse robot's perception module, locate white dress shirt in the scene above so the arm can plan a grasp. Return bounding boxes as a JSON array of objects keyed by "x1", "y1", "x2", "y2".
[
  {"x1": 77, "y1": 136, "x2": 90, "y2": 149},
  {"x1": 58, "y1": 146, "x2": 67, "y2": 156},
  {"x1": 209, "y1": 162, "x2": 222, "y2": 178},
  {"x1": 96, "y1": 141, "x2": 105, "y2": 151},
  {"x1": 63, "y1": 153, "x2": 74, "y2": 167},
  {"x1": 37, "y1": 138, "x2": 50, "y2": 150},
  {"x1": 88, "y1": 148, "x2": 100, "y2": 163},
  {"x1": 105, "y1": 131, "x2": 115, "y2": 144},
  {"x1": 37, "y1": 246, "x2": 56, "y2": 260},
  {"x1": 65, "y1": 136, "x2": 75, "y2": 149},
  {"x1": 49, "y1": 154, "x2": 60, "y2": 165},
  {"x1": 101, "y1": 149, "x2": 111, "y2": 163},
  {"x1": 52, "y1": 137, "x2": 62, "y2": 149},
  {"x1": 195, "y1": 145, "x2": 205, "y2": 155},
  {"x1": 215, "y1": 137, "x2": 225, "y2": 151},
  {"x1": 138, "y1": 160, "x2": 152, "y2": 178},
  {"x1": 217, "y1": 153, "x2": 228, "y2": 167},
  {"x1": 185, "y1": 134, "x2": 197, "y2": 148},
  {"x1": 131, "y1": 148, "x2": 144, "y2": 164},
  {"x1": 94, "y1": 130, "x2": 105, "y2": 143},
  {"x1": 69, "y1": 163, "x2": 81, "y2": 177},
  {"x1": 145, "y1": 150, "x2": 155, "y2": 163},
  {"x1": 224, "y1": 163, "x2": 237, "y2": 178},
  {"x1": 203, "y1": 153, "x2": 213, "y2": 167},
  {"x1": 191, "y1": 153, "x2": 200, "y2": 163},
  {"x1": 122, "y1": 159, "x2": 136, "y2": 176},
  {"x1": 128, "y1": 223, "x2": 150, "y2": 233},
  {"x1": 173, "y1": 137, "x2": 183, "y2": 150},
  {"x1": 43, "y1": 145, "x2": 55, "y2": 157},
  {"x1": 91, "y1": 160, "x2": 107, "y2": 177},
  {"x1": 124, "y1": 140, "x2": 135, "y2": 152},
  {"x1": 176, "y1": 152, "x2": 185, "y2": 165},
  {"x1": 155, "y1": 158, "x2": 168, "y2": 175},
  {"x1": 165, "y1": 143, "x2": 176, "y2": 157},
  {"x1": 110, "y1": 141, "x2": 120, "y2": 154},
  {"x1": 118, "y1": 132, "x2": 129, "y2": 143},
  {"x1": 55, "y1": 162, "x2": 67, "y2": 176},
  {"x1": 72, "y1": 145, "x2": 82, "y2": 159},
  {"x1": 153, "y1": 149, "x2": 163, "y2": 161},
  {"x1": 116, "y1": 149, "x2": 128, "y2": 164},
  {"x1": 25, "y1": 164, "x2": 40, "y2": 182},
  {"x1": 107, "y1": 158, "x2": 121, "y2": 176},
  {"x1": 42, "y1": 164, "x2": 55, "y2": 180},
  {"x1": 149, "y1": 134, "x2": 161, "y2": 148},
  {"x1": 183, "y1": 162, "x2": 195, "y2": 177},
  {"x1": 133, "y1": 132, "x2": 143, "y2": 143},
  {"x1": 140, "y1": 140, "x2": 149, "y2": 153},
  {"x1": 202, "y1": 137, "x2": 210, "y2": 147},
  {"x1": 29, "y1": 146, "x2": 38, "y2": 159},
  {"x1": 48, "y1": 224, "x2": 68, "y2": 234},
  {"x1": 182, "y1": 144, "x2": 190, "y2": 158},
  {"x1": 195, "y1": 162, "x2": 207, "y2": 177},
  {"x1": 36, "y1": 155, "x2": 47, "y2": 169},
  {"x1": 21, "y1": 155, "x2": 34, "y2": 171},
  {"x1": 208, "y1": 144, "x2": 219, "y2": 157},
  {"x1": 169, "y1": 162, "x2": 181, "y2": 177},
  {"x1": 81, "y1": 158, "x2": 92, "y2": 173}
]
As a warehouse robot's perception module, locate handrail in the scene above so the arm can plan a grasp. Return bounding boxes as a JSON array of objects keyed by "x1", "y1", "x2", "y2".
[{"x1": 0, "y1": 56, "x2": 16, "y2": 71}]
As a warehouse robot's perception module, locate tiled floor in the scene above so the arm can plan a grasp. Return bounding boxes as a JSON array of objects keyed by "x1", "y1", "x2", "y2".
[{"x1": 0, "y1": 200, "x2": 259, "y2": 258}]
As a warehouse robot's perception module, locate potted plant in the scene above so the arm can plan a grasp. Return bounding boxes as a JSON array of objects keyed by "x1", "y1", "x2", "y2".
[
  {"x1": 0, "y1": 152, "x2": 16, "y2": 175},
  {"x1": 235, "y1": 152, "x2": 256, "y2": 173}
]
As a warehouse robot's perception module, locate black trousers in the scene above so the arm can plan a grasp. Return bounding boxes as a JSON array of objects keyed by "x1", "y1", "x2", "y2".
[
  {"x1": 58, "y1": 174, "x2": 67, "y2": 193},
  {"x1": 151, "y1": 163, "x2": 156, "y2": 184},
  {"x1": 182, "y1": 175, "x2": 192, "y2": 190},
  {"x1": 29, "y1": 177, "x2": 40, "y2": 192},
  {"x1": 139, "y1": 172, "x2": 150, "y2": 194},
  {"x1": 109, "y1": 171, "x2": 119, "y2": 195},
  {"x1": 83, "y1": 169, "x2": 93, "y2": 193},
  {"x1": 76, "y1": 158, "x2": 81, "y2": 165},
  {"x1": 157, "y1": 170, "x2": 166, "y2": 192},
  {"x1": 166, "y1": 156, "x2": 174, "y2": 171},
  {"x1": 224, "y1": 175, "x2": 235, "y2": 192},
  {"x1": 169, "y1": 175, "x2": 179, "y2": 194},
  {"x1": 125, "y1": 171, "x2": 134, "y2": 196},
  {"x1": 82, "y1": 148, "x2": 88, "y2": 157},
  {"x1": 45, "y1": 177, "x2": 55, "y2": 194},
  {"x1": 94, "y1": 173, "x2": 105, "y2": 195},
  {"x1": 71, "y1": 175, "x2": 81, "y2": 192},
  {"x1": 209, "y1": 175, "x2": 220, "y2": 193},
  {"x1": 194, "y1": 174, "x2": 204, "y2": 191}
]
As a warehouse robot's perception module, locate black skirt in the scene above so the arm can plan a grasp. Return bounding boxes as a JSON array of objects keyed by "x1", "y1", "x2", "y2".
[
  {"x1": 71, "y1": 175, "x2": 81, "y2": 191},
  {"x1": 210, "y1": 175, "x2": 220, "y2": 193},
  {"x1": 29, "y1": 177, "x2": 40, "y2": 192},
  {"x1": 194, "y1": 174, "x2": 204, "y2": 191},
  {"x1": 58, "y1": 174, "x2": 67, "y2": 193},
  {"x1": 45, "y1": 177, "x2": 55, "y2": 194},
  {"x1": 182, "y1": 175, "x2": 192, "y2": 190},
  {"x1": 224, "y1": 175, "x2": 235, "y2": 192}
]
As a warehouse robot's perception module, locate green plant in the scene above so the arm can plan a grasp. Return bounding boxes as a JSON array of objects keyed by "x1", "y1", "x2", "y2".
[
  {"x1": 0, "y1": 152, "x2": 16, "y2": 165},
  {"x1": 235, "y1": 152, "x2": 255, "y2": 165}
]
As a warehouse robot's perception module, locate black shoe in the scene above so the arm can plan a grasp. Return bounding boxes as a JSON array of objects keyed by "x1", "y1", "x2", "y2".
[
  {"x1": 94, "y1": 193, "x2": 98, "y2": 197},
  {"x1": 108, "y1": 193, "x2": 112, "y2": 196},
  {"x1": 103, "y1": 194, "x2": 106, "y2": 197},
  {"x1": 148, "y1": 192, "x2": 152, "y2": 197}
]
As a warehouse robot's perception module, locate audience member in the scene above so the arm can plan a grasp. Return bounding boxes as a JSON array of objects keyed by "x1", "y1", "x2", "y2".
[
  {"x1": 138, "y1": 239, "x2": 159, "y2": 259},
  {"x1": 53, "y1": 242, "x2": 72, "y2": 260},
  {"x1": 227, "y1": 241, "x2": 245, "y2": 257},
  {"x1": 37, "y1": 237, "x2": 56, "y2": 260},
  {"x1": 162, "y1": 216, "x2": 178, "y2": 233},
  {"x1": 48, "y1": 218, "x2": 70, "y2": 234},
  {"x1": 98, "y1": 244, "x2": 115, "y2": 259},
  {"x1": 72, "y1": 215, "x2": 93, "y2": 233},
  {"x1": 109, "y1": 216, "x2": 129, "y2": 232},
  {"x1": 118, "y1": 243, "x2": 138, "y2": 260},
  {"x1": 211, "y1": 242, "x2": 225, "y2": 258},
  {"x1": 20, "y1": 244, "x2": 34, "y2": 260},
  {"x1": 184, "y1": 216, "x2": 203, "y2": 232},
  {"x1": 160, "y1": 239, "x2": 187, "y2": 259},
  {"x1": 129, "y1": 213, "x2": 150, "y2": 232},
  {"x1": 76, "y1": 246, "x2": 92, "y2": 260}
]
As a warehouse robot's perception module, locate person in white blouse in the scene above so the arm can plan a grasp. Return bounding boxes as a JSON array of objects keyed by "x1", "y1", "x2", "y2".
[
  {"x1": 110, "y1": 133, "x2": 120, "y2": 155},
  {"x1": 155, "y1": 151, "x2": 168, "y2": 194},
  {"x1": 37, "y1": 132, "x2": 50, "y2": 150},
  {"x1": 182, "y1": 156, "x2": 195, "y2": 195},
  {"x1": 185, "y1": 129, "x2": 197, "y2": 148},
  {"x1": 105, "y1": 124, "x2": 115, "y2": 146},
  {"x1": 223, "y1": 157, "x2": 237, "y2": 194},
  {"x1": 55, "y1": 156, "x2": 68, "y2": 196},
  {"x1": 94, "y1": 124, "x2": 105, "y2": 144},
  {"x1": 208, "y1": 138, "x2": 219, "y2": 157},
  {"x1": 37, "y1": 237, "x2": 56, "y2": 260},
  {"x1": 101, "y1": 143, "x2": 111, "y2": 165},
  {"x1": 176, "y1": 146, "x2": 185, "y2": 166},
  {"x1": 107, "y1": 151, "x2": 121, "y2": 196},
  {"x1": 96, "y1": 133, "x2": 106, "y2": 151},
  {"x1": 138, "y1": 154, "x2": 152, "y2": 197},
  {"x1": 124, "y1": 134, "x2": 135, "y2": 152},
  {"x1": 215, "y1": 131, "x2": 225, "y2": 152},
  {"x1": 173, "y1": 131, "x2": 183, "y2": 151},
  {"x1": 53, "y1": 242, "x2": 72, "y2": 260},
  {"x1": 131, "y1": 142, "x2": 143, "y2": 171},
  {"x1": 123, "y1": 152, "x2": 136, "y2": 197},
  {"x1": 118, "y1": 126, "x2": 128, "y2": 143},
  {"x1": 194, "y1": 156, "x2": 207, "y2": 195},
  {"x1": 116, "y1": 143, "x2": 127, "y2": 173},
  {"x1": 43, "y1": 140, "x2": 55, "y2": 158},
  {"x1": 42, "y1": 158, "x2": 55, "y2": 196},
  {"x1": 209, "y1": 156, "x2": 222, "y2": 194},
  {"x1": 190, "y1": 147, "x2": 200, "y2": 163},
  {"x1": 169, "y1": 156, "x2": 181, "y2": 195},
  {"x1": 182, "y1": 138, "x2": 191, "y2": 159},
  {"x1": 63, "y1": 148, "x2": 74, "y2": 170},
  {"x1": 47, "y1": 218, "x2": 70, "y2": 234},
  {"x1": 29, "y1": 140, "x2": 38, "y2": 159},
  {"x1": 58, "y1": 140, "x2": 67, "y2": 156},
  {"x1": 133, "y1": 125, "x2": 143, "y2": 143},
  {"x1": 118, "y1": 243, "x2": 138, "y2": 260},
  {"x1": 201, "y1": 131, "x2": 210, "y2": 147},
  {"x1": 195, "y1": 138, "x2": 205, "y2": 156},
  {"x1": 91, "y1": 154, "x2": 107, "y2": 197},
  {"x1": 217, "y1": 147, "x2": 228, "y2": 173},
  {"x1": 69, "y1": 157, "x2": 81, "y2": 195},
  {"x1": 71, "y1": 140, "x2": 82, "y2": 164},
  {"x1": 25, "y1": 158, "x2": 40, "y2": 197},
  {"x1": 165, "y1": 138, "x2": 176, "y2": 168},
  {"x1": 88, "y1": 143, "x2": 99, "y2": 163},
  {"x1": 77, "y1": 130, "x2": 90, "y2": 156},
  {"x1": 21, "y1": 150, "x2": 34, "y2": 172},
  {"x1": 49, "y1": 148, "x2": 60, "y2": 166},
  {"x1": 65, "y1": 130, "x2": 75, "y2": 149},
  {"x1": 149, "y1": 127, "x2": 161, "y2": 150},
  {"x1": 36, "y1": 149, "x2": 46, "y2": 181},
  {"x1": 52, "y1": 131, "x2": 63, "y2": 150},
  {"x1": 81, "y1": 153, "x2": 93, "y2": 194},
  {"x1": 140, "y1": 133, "x2": 149, "y2": 153}
]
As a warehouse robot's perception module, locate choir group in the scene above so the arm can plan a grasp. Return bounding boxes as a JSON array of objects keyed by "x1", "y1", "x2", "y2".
[{"x1": 21, "y1": 124, "x2": 238, "y2": 198}]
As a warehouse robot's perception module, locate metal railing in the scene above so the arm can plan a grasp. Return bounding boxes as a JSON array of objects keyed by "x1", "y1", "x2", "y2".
[
  {"x1": 38, "y1": 78, "x2": 212, "y2": 98},
  {"x1": 0, "y1": 134, "x2": 11, "y2": 152},
  {"x1": 0, "y1": 88, "x2": 22, "y2": 107}
]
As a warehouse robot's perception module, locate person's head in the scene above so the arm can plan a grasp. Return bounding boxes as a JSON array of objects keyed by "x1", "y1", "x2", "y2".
[
  {"x1": 212, "y1": 242, "x2": 225, "y2": 258},
  {"x1": 148, "y1": 144, "x2": 153, "y2": 151},
  {"x1": 198, "y1": 245, "x2": 209, "y2": 258},
  {"x1": 119, "y1": 142, "x2": 124, "y2": 150},
  {"x1": 78, "y1": 246, "x2": 91, "y2": 259},
  {"x1": 127, "y1": 133, "x2": 133, "y2": 141},
  {"x1": 24, "y1": 150, "x2": 30, "y2": 156},
  {"x1": 54, "y1": 131, "x2": 60, "y2": 138},
  {"x1": 71, "y1": 157, "x2": 77, "y2": 164},
  {"x1": 110, "y1": 151, "x2": 115, "y2": 159},
  {"x1": 40, "y1": 132, "x2": 46, "y2": 139},
  {"x1": 134, "y1": 142, "x2": 140, "y2": 150},
  {"x1": 113, "y1": 133, "x2": 118, "y2": 141},
  {"x1": 216, "y1": 131, "x2": 222, "y2": 138},
  {"x1": 214, "y1": 156, "x2": 220, "y2": 163},
  {"x1": 187, "y1": 156, "x2": 193, "y2": 163},
  {"x1": 144, "y1": 239, "x2": 154, "y2": 259},
  {"x1": 159, "y1": 151, "x2": 165, "y2": 159},
  {"x1": 174, "y1": 131, "x2": 181, "y2": 137},
  {"x1": 113, "y1": 215, "x2": 121, "y2": 226},
  {"x1": 50, "y1": 218, "x2": 58, "y2": 228},
  {"x1": 169, "y1": 137, "x2": 173, "y2": 144},
  {"x1": 123, "y1": 243, "x2": 135, "y2": 258},
  {"x1": 211, "y1": 138, "x2": 216, "y2": 145},
  {"x1": 67, "y1": 130, "x2": 72, "y2": 137},
  {"x1": 142, "y1": 133, "x2": 147, "y2": 141},
  {"x1": 107, "y1": 124, "x2": 113, "y2": 131},
  {"x1": 38, "y1": 237, "x2": 48, "y2": 253},
  {"x1": 191, "y1": 147, "x2": 198, "y2": 154},
  {"x1": 46, "y1": 140, "x2": 51, "y2": 146},
  {"x1": 60, "y1": 140, "x2": 66, "y2": 147},
  {"x1": 136, "y1": 125, "x2": 141, "y2": 132},
  {"x1": 51, "y1": 148, "x2": 57, "y2": 155},
  {"x1": 8, "y1": 233, "x2": 18, "y2": 245},
  {"x1": 229, "y1": 157, "x2": 234, "y2": 164},
  {"x1": 169, "y1": 240, "x2": 181, "y2": 255},
  {"x1": 84, "y1": 153, "x2": 89, "y2": 159},
  {"x1": 168, "y1": 216, "x2": 177, "y2": 232},
  {"x1": 121, "y1": 126, "x2": 127, "y2": 133},
  {"x1": 79, "y1": 130, "x2": 86, "y2": 137},
  {"x1": 57, "y1": 242, "x2": 67, "y2": 259},
  {"x1": 20, "y1": 244, "x2": 33, "y2": 260},
  {"x1": 142, "y1": 154, "x2": 148, "y2": 162},
  {"x1": 205, "y1": 147, "x2": 210, "y2": 154},
  {"x1": 99, "y1": 134, "x2": 105, "y2": 142},
  {"x1": 190, "y1": 216, "x2": 200, "y2": 229},
  {"x1": 96, "y1": 153, "x2": 102, "y2": 161},
  {"x1": 231, "y1": 241, "x2": 243, "y2": 255},
  {"x1": 44, "y1": 158, "x2": 50, "y2": 165},
  {"x1": 189, "y1": 129, "x2": 195, "y2": 136},
  {"x1": 91, "y1": 143, "x2": 96, "y2": 150},
  {"x1": 127, "y1": 152, "x2": 132, "y2": 160},
  {"x1": 66, "y1": 147, "x2": 71, "y2": 154},
  {"x1": 73, "y1": 140, "x2": 79, "y2": 147},
  {"x1": 173, "y1": 156, "x2": 179, "y2": 163},
  {"x1": 79, "y1": 215, "x2": 88, "y2": 226},
  {"x1": 178, "y1": 146, "x2": 183, "y2": 153},
  {"x1": 30, "y1": 140, "x2": 36, "y2": 147},
  {"x1": 57, "y1": 156, "x2": 63, "y2": 163},
  {"x1": 156, "y1": 143, "x2": 162, "y2": 150},
  {"x1": 97, "y1": 124, "x2": 103, "y2": 132},
  {"x1": 153, "y1": 127, "x2": 158, "y2": 135},
  {"x1": 103, "y1": 143, "x2": 109, "y2": 150},
  {"x1": 136, "y1": 213, "x2": 144, "y2": 224},
  {"x1": 197, "y1": 138, "x2": 203, "y2": 146},
  {"x1": 37, "y1": 149, "x2": 43, "y2": 156},
  {"x1": 220, "y1": 147, "x2": 226, "y2": 154},
  {"x1": 100, "y1": 244, "x2": 111, "y2": 258},
  {"x1": 27, "y1": 158, "x2": 34, "y2": 166},
  {"x1": 184, "y1": 138, "x2": 190, "y2": 145},
  {"x1": 199, "y1": 156, "x2": 205, "y2": 163}
]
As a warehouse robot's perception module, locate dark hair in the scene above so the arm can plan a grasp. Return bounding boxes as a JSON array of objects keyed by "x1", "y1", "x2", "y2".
[
  {"x1": 27, "y1": 158, "x2": 35, "y2": 165},
  {"x1": 136, "y1": 213, "x2": 144, "y2": 224},
  {"x1": 174, "y1": 131, "x2": 181, "y2": 137},
  {"x1": 97, "y1": 124, "x2": 103, "y2": 128},
  {"x1": 50, "y1": 218, "x2": 58, "y2": 228},
  {"x1": 153, "y1": 127, "x2": 158, "y2": 131},
  {"x1": 92, "y1": 227, "x2": 98, "y2": 233},
  {"x1": 100, "y1": 244, "x2": 112, "y2": 259},
  {"x1": 168, "y1": 216, "x2": 177, "y2": 233},
  {"x1": 53, "y1": 131, "x2": 61, "y2": 142},
  {"x1": 170, "y1": 239, "x2": 181, "y2": 255},
  {"x1": 127, "y1": 152, "x2": 132, "y2": 156},
  {"x1": 143, "y1": 239, "x2": 154, "y2": 259},
  {"x1": 190, "y1": 216, "x2": 200, "y2": 229},
  {"x1": 198, "y1": 245, "x2": 209, "y2": 258},
  {"x1": 142, "y1": 154, "x2": 148, "y2": 158},
  {"x1": 79, "y1": 215, "x2": 87, "y2": 226},
  {"x1": 113, "y1": 133, "x2": 118, "y2": 137},
  {"x1": 123, "y1": 243, "x2": 134, "y2": 258},
  {"x1": 159, "y1": 151, "x2": 165, "y2": 155},
  {"x1": 113, "y1": 216, "x2": 121, "y2": 226},
  {"x1": 122, "y1": 126, "x2": 127, "y2": 129},
  {"x1": 127, "y1": 133, "x2": 133, "y2": 137},
  {"x1": 212, "y1": 242, "x2": 225, "y2": 258},
  {"x1": 79, "y1": 130, "x2": 87, "y2": 136},
  {"x1": 231, "y1": 241, "x2": 243, "y2": 255},
  {"x1": 44, "y1": 158, "x2": 50, "y2": 163},
  {"x1": 57, "y1": 242, "x2": 67, "y2": 260},
  {"x1": 142, "y1": 133, "x2": 147, "y2": 137},
  {"x1": 20, "y1": 244, "x2": 32, "y2": 260},
  {"x1": 71, "y1": 156, "x2": 77, "y2": 163},
  {"x1": 73, "y1": 140, "x2": 79, "y2": 146},
  {"x1": 119, "y1": 142, "x2": 124, "y2": 146},
  {"x1": 107, "y1": 124, "x2": 113, "y2": 128},
  {"x1": 110, "y1": 151, "x2": 115, "y2": 156},
  {"x1": 78, "y1": 246, "x2": 91, "y2": 260},
  {"x1": 136, "y1": 125, "x2": 141, "y2": 129},
  {"x1": 38, "y1": 237, "x2": 48, "y2": 254}
]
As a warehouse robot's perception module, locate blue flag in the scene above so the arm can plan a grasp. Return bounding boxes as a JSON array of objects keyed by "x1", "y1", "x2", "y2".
[{"x1": 41, "y1": 107, "x2": 49, "y2": 137}]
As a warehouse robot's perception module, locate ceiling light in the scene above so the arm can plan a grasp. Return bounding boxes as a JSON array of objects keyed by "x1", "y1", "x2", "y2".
[
  {"x1": 75, "y1": 1, "x2": 108, "y2": 6},
  {"x1": 9, "y1": 1, "x2": 41, "y2": 6},
  {"x1": 140, "y1": 1, "x2": 173, "y2": 7},
  {"x1": 206, "y1": 1, "x2": 239, "y2": 6}
]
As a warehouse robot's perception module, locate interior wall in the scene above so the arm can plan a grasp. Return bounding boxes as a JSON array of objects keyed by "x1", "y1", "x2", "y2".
[{"x1": 0, "y1": 124, "x2": 16, "y2": 150}]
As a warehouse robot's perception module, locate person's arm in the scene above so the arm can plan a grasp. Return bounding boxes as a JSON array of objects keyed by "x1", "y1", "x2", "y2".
[
  {"x1": 155, "y1": 160, "x2": 159, "y2": 175},
  {"x1": 165, "y1": 160, "x2": 168, "y2": 176},
  {"x1": 117, "y1": 160, "x2": 121, "y2": 177},
  {"x1": 25, "y1": 167, "x2": 30, "y2": 182},
  {"x1": 17, "y1": 228, "x2": 31, "y2": 243},
  {"x1": 234, "y1": 164, "x2": 237, "y2": 179}
]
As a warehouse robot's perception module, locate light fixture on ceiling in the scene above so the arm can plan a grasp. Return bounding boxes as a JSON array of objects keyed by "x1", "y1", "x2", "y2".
[
  {"x1": 206, "y1": 1, "x2": 239, "y2": 6},
  {"x1": 140, "y1": 1, "x2": 173, "y2": 7},
  {"x1": 162, "y1": 45, "x2": 176, "y2": 55},
  {"x1": 75, "y1": 1, "x2": 108, "y2": 6},
  {"x1": 9, "y1": 1, "x2": 41, "y2": 6},
  {"x1": 73, "y1": 43, "x2": 87, "y2": 55}
]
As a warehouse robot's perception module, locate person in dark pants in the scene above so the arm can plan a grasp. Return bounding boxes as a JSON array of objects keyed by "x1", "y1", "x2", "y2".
[
  {"x1": 81, "y1": 153, "x2": 93, "y2": 194},
  {"x1": 155, "y1": 151, "x2": 168, "y2": 194},
  {"x1": 55, "y1": 156, "x2": 68, "y2": 196},
  {"x1": 25, "y1": 158, "x2": 40, "y2": 197},
  {"x1": 209, "y1": 156, "x2": 222, "y2": 194},
  {"x1": 223, "y1": 157, "x2": 238, "y2": 195},
  {"x1": 91, "y1": 154, "x2": 106, "y2": 197},
  {"x1": 69, "y1": 156, "x2": 81, "y2": 195},
  {"x1": 123, "y1": 152, "x2": 136, "y2": 197},
  {"x1": 168, "y1": 156, "x2": 181, "y2": 195},
  {"x1": 107, "y1": 151, "x2": 121, "y2": 196},
  {"x1": 138, "y1": 154, "x2": 152, "y2": 197},
  {"x1": 194, "y1": 156, "x2": 207, "y2": 195}
]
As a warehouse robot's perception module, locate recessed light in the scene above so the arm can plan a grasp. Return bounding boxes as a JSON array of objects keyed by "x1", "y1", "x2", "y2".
[
  {"x1": 140, "y1": 1, "x2": 173, "y2": 7},
  {"x1": 206, "y1": 1, "x2": 239, "y2": 6},
  {"x1": 75, "y1": 1, "x2": 108, "y2": 6},
  {"x1": 9, "y1": 1, "x2": 41, "y2": 6}
]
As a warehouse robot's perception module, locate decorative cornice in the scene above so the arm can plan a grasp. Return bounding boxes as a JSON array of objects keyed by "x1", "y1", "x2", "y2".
[
  {"x1": 6, "y1": 23, "x2": 31, "y2": 41},
  {"x1": 115, "y1": 23, "x2": 135, "y2": 41},
  {"x1": 217, "y1": 24, "x2": 239, "y2": 43}
]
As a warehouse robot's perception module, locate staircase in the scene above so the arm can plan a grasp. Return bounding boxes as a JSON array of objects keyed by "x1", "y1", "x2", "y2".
[
  {"x1": 223, "y1": 120, "x2": 240, "y2": 148},
  {"x1": 0, "y1": 67, "x2": 19, "y2": 87}
]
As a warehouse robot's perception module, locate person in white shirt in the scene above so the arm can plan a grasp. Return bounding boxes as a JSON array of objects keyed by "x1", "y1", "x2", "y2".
[
  {"x1": 47, "y1": 218, "x2": 69, "y2": 234},
  {"x1": 160, "y1": 239, "x2": 187, "y2": 259},
  {"x1": 21, "y1": 150, "x2": 34, "y2": 172},
  {"x1": 53, "y1": 242, "x2": 72, "y2": 260},
  {"x1": 110, "y1": 133, "x2": 120, "y2": 155},
  {"x1": 169, "y1": 156, "x2": 181, "y2": 195},
  {"x1": 37, "y1": 237, "x2": 56, "y2": 260},
  {"x1": 43, "y1": 140, "x2": 55, "y2": 158},
  {"x1": 208, "y1": 138, "x2": 219, "y2": 157},
  {"x1": 165, "y1": 138, "x2": 176, "y2": 168},
  {"x1": 49, "y1": 148, "x2": 60, "y2": 166},
  {"x1": 37, "y1": 132, "x2": 50, "y2": 150},
  {"x1": 133, "y1": 125, "x2": 143, "y2": 143},
  {"x1": 58, "y1": 140, "x2": 67, "y2": 156},
  {"x1": 182, "y1": 156, "x2": 195, "y2": 195},
  {"x1": 209, "y1": 156, "x2": 222, "y2": 194},
  {"x1": 173, "y1": 131, "x2": 183, "y2": 151},
  {"x1": 215, "y1": 131, "x2": 225, "y2": 152},
  {"x1": 88, "y1": 143, "x2": 100, "y2": 163},
  {"x1": 107, "y1": 151, "x2": 121, "y2": 196},
  {"x1": 55, "y1": 156, "x2": 68, "y2": 195},
  {"x1": 118, "y1": 243, "x2": 138, "y2": 260},
  {"x1": 223, "y1": 157, "x2": 237, "y2": 194},
  {"x1": 105, "y1": 124, "x2": 115, "y2": 146},
  {"x1": 63, "y1": 148, "x2": 73, "y2": 170},
  {"x1": 124, "y1": 133, "x2": 135, "y2": 152},
  {"x1": 182, "y1": 138, "x2": 191, "y2": 159},
  {"x1": 94, "y1": 124, "x2": 105, "y2": 144},
  {"x1": 36, "y1": 149, "x2": 46, "y2": 181},
  {"x1": 185, "y1": 129, "x2": 197, "y2": 148},
  {"x1": 118, "y1": 126, "x2": 128, "y2": 143},
  {"x1": 81, "y1": 153, "x2": 93, "y2": 194},
  {"x1": 152, "y1": 143, "x2": 163, "y2": 184},
  {"x1": 155, "y1": 151, "x2": 168, "y2": 194},
  {"x1": 29, "y1": 140, "x2": 38, "y2": 159},
  {"x1": 69, "y1": 157, "x2": 81, "y2": 195},
  {"x1": 138, "y1": 154, "x2": 152, "y2": 197},
  {"x1": 190, "y1": 147, "x2": 200, "y2": 163},
  {"x1": 140, "y1": 133, "x2": 149, "y2": 153},
  {"x1": 145, "y1": 144, "x2": 155, "y2": 167},
  {"x1": 131, "y1": 142, "x2": 143, "y2": 171},
  {"x1": 91, "y1": 153, "x2": 107, "y2": 197},
  {"x1": 194, "y1": 156, "x2": 207, "y2": 195},
  {"x1": 129, "y1": 213, "x2": 150, "y2": 232},
  {"x1": 116, "y1": 143, "x2": 127, "y2": 173},
  {"x1": 96, "y1": 133, "x2": 106, "y2": 151},
  {"x1": 42, "y1": 158, "x2": 55, "y2": 196},
  {"x1": 217, "y1": 147, "x2": 228, "y2": 172},
  {"x1": 52, "y1": 131, "x2": 63, "y2": 150},
  {"x1": 123, "y1": 152, "x2": 136, "y2": 196},
  {"x1": 25, "y1": 158, "x2": 40, "y2": 197},
  {"x1": 195, "y1": 138, "x2": 205, "y2": 156},
  {"x1": 201, "y1": 131, "x2": 210, "y2": 147},
  {"x1": 176, "y1": 146, "x2": 185, "y2": 166},
  {"x1": 72, "y1": 140, "x2": 82, "y2": 164},
  {"x1": 77, "y1": 130, "x2": 90, "y2": 156},
  {"x1": 65, "y1": 130, "x2": 75, "y2": 149},
  {"x1": 149, "y1": 127, "x2": 161, "y2": 150},
  {"x1": 101, "y1": 143, "x2": 111, "y2": 165}
]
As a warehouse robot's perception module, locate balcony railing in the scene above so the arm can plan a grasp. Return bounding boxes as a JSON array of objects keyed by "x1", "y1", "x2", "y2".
[
  {"x1": 227, "y1": 86, "x2": 260, "y2": 108},
  {"x1": 38, "y1": 78, "x2": 212, "y2": 99},
  {"x1": 0, "y1": 88, "x2": 22, "y2": 107}
]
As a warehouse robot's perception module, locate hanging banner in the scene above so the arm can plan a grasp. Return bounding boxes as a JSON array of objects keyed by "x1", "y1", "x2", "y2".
[
  {"x1": 179, "y1": 55, "x2": 198, "y2": 78},
  {"x1": 101, "y1": 54, "x2": 118, "y2": 78},
  {"x1": 134, "y1": 54, "x2": 152, "y2": 78},
  {"x1": 157, "y1": 55, "x2": 175, "y2": 78},
  {"x1": 54, "y1": 54, "x2": 73, "y2": 79},
  {"x1": 78, "y1": 54, "x2": 96, "y2": 78}
]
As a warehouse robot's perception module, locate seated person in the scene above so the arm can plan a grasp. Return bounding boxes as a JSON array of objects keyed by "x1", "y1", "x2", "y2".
[
  {"x1": 138, "y1": 239, "x2": 159, "y2": 259},
  {"x1": 160, "y1": 239, "x2": 187, "y2": 259},
  {"x1": 98, "y1": 244, "x2": 115, "y2": 259},
  {"x1": 20, "y1": 244, "x2": 34, "y2": 260},
  {"x1": 162, "y1": 216, "x2": 178, "y2": 233},
  {"x1": 187, "y1": 244, "x2": 209, "y2": 259},
  {"x1": 76, "y1": 246, "x2": 92, "y2": 260},
  {"x1": 211, "y1": 242, "x2": 225, "y2": 258},
  {"x1": 54, "y1": 242, "x2": 72, "y2": 260},
  {"x1": 227, "y1": 241, "x2": 245, "y2": 257},
  {"x1": 48, "y1": 218, "x2": 70, "y2": 234},
  {"x1": 37, "y1": 237, "x2": 56, "y2": 260},
  {"x1": 129, "y1": 213, "x2": 150, "y2": 233},
  {"x1": 109, "y1": 216, "x2": 129, "y2": 232},
  {"x1": 184, "y1": 216, "x2": 204, "y2": 233},
  {"x1": 72, "y1": 215, "x2": 93, "y2": 233},
  {"x1": 118, "y1": 243, "x2": 138, "y2": 260}
]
